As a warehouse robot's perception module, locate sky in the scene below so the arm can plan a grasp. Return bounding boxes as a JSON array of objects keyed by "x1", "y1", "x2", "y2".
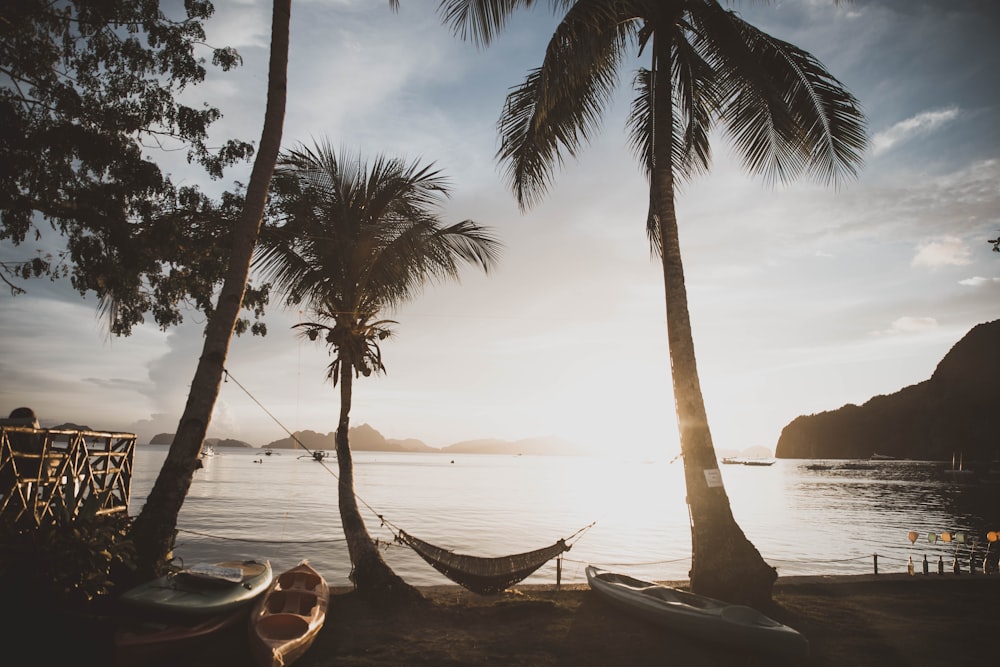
[{"x1": 2, "y1": 0, "x2": 998, "y2": 460}]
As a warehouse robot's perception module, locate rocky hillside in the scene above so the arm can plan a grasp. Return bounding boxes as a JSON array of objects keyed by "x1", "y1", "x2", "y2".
[
  {"x1": 263, "y1": 423, "x2": 437, "y2": 453},
  {"x1": 774, "y1": 319, "x2": 1000, "y2": 462},
  {"x1": 441, "y1": 436, "x2": 588, "y2": 456},
  {"x1": 148, "y1": 434, "x2": 253, "y2": 448}
]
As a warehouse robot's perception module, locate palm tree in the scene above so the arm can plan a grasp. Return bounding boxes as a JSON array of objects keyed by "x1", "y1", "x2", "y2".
[
  {"x1": 131, "y1": 0, "x2": 291, "y2": 579},
  {"x1": 438, "y1": 0, "x2": 867, "y2": 606},
  {"x1": 131, "y1": 0, "x2": 406, "y2": 582},
  {"x1": 256, "y1": 139, "x2": 501, "y2": 601}
]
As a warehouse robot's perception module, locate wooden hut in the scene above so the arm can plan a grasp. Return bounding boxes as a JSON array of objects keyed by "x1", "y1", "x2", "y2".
[{"x1": 0, "y1": 424, "x2": 135, "y2": 527}]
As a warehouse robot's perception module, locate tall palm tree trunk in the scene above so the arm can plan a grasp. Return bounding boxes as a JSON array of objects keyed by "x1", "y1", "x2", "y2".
[
  {"x1": 130, "y1": 0, "x2": 291, "y2": 580},
  {"x1": 650, "y1": 34, "x2": 775, "y2": 607},
  {"x1": 335, "y1": 360, "x2": 422, "y2": 603}
]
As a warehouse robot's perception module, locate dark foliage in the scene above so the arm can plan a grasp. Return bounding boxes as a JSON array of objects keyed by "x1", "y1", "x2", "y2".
[
  {"x1": 1, "y1": 0, "x2": 267, "y2": 334},
  {"x1": 0, "y1": 495, "x2": 135, "y2": 608}
]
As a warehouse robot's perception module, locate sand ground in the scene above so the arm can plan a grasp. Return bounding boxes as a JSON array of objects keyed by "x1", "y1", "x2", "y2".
[{"x1": 66, "y1": 573, "x2": 998, "y2": 667}]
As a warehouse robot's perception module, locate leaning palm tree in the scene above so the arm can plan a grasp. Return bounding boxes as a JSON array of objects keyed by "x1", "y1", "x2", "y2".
[
  {"x1": 131, "y1": 0, "x2": 291, "y2": 579},
  {"x1": 255, "y1": 139, "x2": 501, "y2": 601},
  {"x1": 438, "y1": 0, "x2": 867, "y2": 606}
]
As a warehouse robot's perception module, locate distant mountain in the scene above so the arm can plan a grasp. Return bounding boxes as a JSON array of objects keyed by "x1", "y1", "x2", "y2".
[
  {"x1": 52, "y1": 422, "x2": 92, "y2": 431},
  {"x1": 149, "y1": 424, "x2": 590, "y2": 456},
  {"x1": 775, "y1": 319, "x2": 1000, "y2": 462},
  {"x1": 207, "y1": 438, "x2": 253, "y2": 449},
  {"x1": 148, "y1": 433, "x2": 253, "y2": 448},
  {"x1": 441, "y1": 435, "x2": 590, "y2": 457},
  {"x1": 716, "y1": 445, "x2": 774, "y2": 460},
  {"x1": 263, "y1": 423, "x2": 436, "y2": 453},
  {"x1": 262, "y1": 429, "x2": 334, "y2": 451}
]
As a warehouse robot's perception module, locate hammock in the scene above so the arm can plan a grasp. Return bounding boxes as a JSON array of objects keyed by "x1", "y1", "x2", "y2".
[{"x1": 396, "y1": 530, "x2": 571, "y2": 595}]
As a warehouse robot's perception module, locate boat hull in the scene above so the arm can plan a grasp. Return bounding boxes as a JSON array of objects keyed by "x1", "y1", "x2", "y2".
[
  {"x1": 114, "y1": 606, "x2": 248, "y2": 666},
  {"x1": 585, "y1": 566, "x2": 808, "y2": 658},
  {"x1": 119, "y1": 560, "x2": 272, "y2": 617},
  {"x1": 249, "y1": 560, "x2": 329, "y2": 667}
]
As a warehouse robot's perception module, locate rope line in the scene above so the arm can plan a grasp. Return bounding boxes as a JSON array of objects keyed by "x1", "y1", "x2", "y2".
[
  {"x1": 177, "y1": 527, "x2": 912, "y2": 568},
  {"x1": 223, "y1": 369, "x2": 315, "y2": 456},
  {"x1": 178, "y1": 528, "x2": 346, "y2": 544},
  {"x1": 221, "y1": 367, "x2": 596, "y2": 552}
]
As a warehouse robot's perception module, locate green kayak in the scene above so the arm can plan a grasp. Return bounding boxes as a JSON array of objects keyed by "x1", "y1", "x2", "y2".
[{"x1": 120, "y1": 560, "x2": 273, "y2": 617}]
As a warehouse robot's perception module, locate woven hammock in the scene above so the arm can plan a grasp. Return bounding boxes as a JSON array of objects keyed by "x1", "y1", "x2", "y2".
[{"x1": 396, "y1": 530, "x2": 571, "y2": 595}]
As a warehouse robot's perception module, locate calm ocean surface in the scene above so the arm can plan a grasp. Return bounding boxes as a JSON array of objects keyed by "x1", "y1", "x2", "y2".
[{"x1": 129, "y1": 446, "x2": 1000, "y2": 587}]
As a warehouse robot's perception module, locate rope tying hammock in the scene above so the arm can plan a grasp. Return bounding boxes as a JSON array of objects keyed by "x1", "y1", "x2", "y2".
[
  {"x1": 222, "y1": 368, "x2": 596, "y2": 595},
  {"x1": 396, "y1": 530, "x2": 571, "y2": 595}
]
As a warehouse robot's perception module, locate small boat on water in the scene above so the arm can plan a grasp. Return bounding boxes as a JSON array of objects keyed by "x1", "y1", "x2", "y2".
[
  {"x1": 721, "y1": 456, "x2": 775, "y2": 466},
  {"x1": 585, "y1": 566, "x2": 808, "y2": 659},
  {"x1": 249, "y1": 560, "x2": 329, "y2": 667},
  {"x1": 119, "y1": 560, "x2": 273, "y2": 617},
  {"x1": 944, "y1": 452, "x2": 975, "y2": 480}
]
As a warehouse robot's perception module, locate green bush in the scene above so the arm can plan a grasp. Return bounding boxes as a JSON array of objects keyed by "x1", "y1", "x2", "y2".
[{"x1": 0, "y1": 494, "x2": 136, "y2": 608}]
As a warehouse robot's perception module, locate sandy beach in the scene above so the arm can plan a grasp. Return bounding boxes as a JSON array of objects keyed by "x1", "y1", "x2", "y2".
[{"x1": 34, "y1": 572, "x2": 992, "y2": 666}]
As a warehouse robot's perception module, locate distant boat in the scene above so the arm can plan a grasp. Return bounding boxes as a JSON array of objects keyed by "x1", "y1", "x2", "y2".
[
  {"x1": 741, "y1": 458, "x2": 776, "y2": 467},
  {"x1": 200, "y1": 443, "x2": 217, "y2": 458},
  {"x1": 722, "y1": 457, "x2": 775, "y2": 466},
  {"x1": 944, "y1": 452, "x2": 975, "y2": 480},
  {"x1": 870, "y1": 453, "x2": 897, "y2": 461},
  {"x1": 839, "y1": 461, "x2": 875, "y2": 470}
]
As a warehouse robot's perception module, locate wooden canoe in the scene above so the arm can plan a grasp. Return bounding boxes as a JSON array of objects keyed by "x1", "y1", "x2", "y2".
[
  {"x1": 118, "y1": 559, "x2": 273, "y2": 617},
  {"x1": 249, "y1": 560, "x2": 329, "y2": 667},
  {"x1": 585, "y1": 566, "x2": 808, "y2": 658}
]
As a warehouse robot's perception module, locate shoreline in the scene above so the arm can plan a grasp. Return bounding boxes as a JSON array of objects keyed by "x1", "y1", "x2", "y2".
[{"x1": 97, "y1": 573, "x2": 1000, "y2": 666}]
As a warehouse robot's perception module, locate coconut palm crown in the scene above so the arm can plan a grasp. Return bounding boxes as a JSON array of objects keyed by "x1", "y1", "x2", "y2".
[
  {"x1": 438, "y1": 0, "x2": 867, "y2": 606},
  {"x1": 255, "y1": 139, "x2": 501, "y2": 599}
]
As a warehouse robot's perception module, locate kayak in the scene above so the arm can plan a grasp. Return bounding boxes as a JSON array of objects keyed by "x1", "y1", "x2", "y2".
[
  {"x1": 119, "y1": 560, "x2": 273, "y2": 617},
  {"x1": 249, "y1": 560, "x2": 329, "y2": 667},
  {"x1": 113, "y1": 605, "x2": 248, "y2": 666},
  {"x1": 585, "y1": 566, "x2": 808, "y2": 658}
]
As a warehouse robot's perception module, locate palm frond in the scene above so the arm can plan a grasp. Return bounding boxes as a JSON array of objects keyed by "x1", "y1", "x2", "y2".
[
  {"x1": 438, "y1": 0, "x2": 574, "y2": 48},
  {"x1": 497, "y1": 2, "x2": 635, "y2": 209},
  {"x1": 693, "y1": 5, "x2": 867, "y2": 187},
  {"x1": 256, "y1": 138, "x2": 502, "y2": 384}
]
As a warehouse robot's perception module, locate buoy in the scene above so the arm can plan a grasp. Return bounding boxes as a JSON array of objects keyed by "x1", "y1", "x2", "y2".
[{"x1": 907, "y1": 531, "x2": 918, "y2": 544}]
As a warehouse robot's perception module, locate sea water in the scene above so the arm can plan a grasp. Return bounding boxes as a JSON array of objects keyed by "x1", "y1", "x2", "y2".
[{"x1": 128, "y1": 446, "x2": 1000, "y2": 587}]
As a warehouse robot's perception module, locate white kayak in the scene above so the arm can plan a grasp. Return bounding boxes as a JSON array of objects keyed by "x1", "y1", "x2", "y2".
[{"x1": 585, "y1": 566, "x2": 808, "y2": 658}]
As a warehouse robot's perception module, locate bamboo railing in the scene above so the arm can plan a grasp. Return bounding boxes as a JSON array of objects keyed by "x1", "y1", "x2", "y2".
[{"x1": 0, "y1": 426, "x2": 135, "y2": 527}]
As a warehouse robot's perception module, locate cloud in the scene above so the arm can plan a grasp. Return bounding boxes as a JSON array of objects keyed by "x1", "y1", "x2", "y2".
[
  {"x1": 911, "y1": 237, "x2": 973, "y2": 268},
  {"x1": 958, "y1": 276, "x2": 1000, "y2": 287},
  {"x1": 872, "y1": 107, "x2": 960, "y2": 157},
  {"x1": 874, "y1": 317, "x2": 939, "y2": 336}
]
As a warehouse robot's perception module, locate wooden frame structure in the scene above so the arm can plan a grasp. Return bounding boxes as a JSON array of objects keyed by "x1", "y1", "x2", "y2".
[{"x1": 0, "y1": 426, "x2": 135, "y2": 527}]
